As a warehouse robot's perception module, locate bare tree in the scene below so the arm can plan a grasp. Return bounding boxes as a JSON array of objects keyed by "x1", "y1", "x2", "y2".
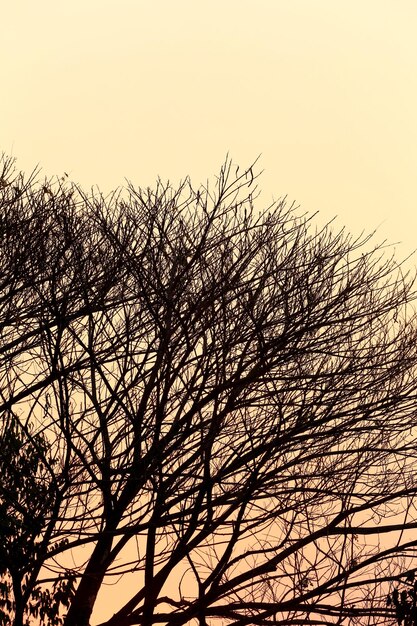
[{"x1": 1, "y1": 154, "x2": 417, "y2": 626}]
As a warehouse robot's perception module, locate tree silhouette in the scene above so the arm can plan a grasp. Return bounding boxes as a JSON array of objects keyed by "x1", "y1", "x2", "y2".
[{"x1": 1, "y1": 154, "x2": 417, "y2": 626}]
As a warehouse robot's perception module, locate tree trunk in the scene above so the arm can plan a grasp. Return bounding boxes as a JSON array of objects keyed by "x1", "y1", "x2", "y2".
[{"x1": 64, "y1": 536, "x2": 113, "y2": 626}]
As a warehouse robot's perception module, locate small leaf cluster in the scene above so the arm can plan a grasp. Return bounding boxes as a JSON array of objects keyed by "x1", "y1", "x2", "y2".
[
  {"x1": 28, "y1": 576, "x2": 76, "y2": 626},
  {"x1": 0, "y1": 579, "x2": 13, "y2": 626},
  {"x1": 387, "y1": 571, "x2": 417, "y2": 626}
]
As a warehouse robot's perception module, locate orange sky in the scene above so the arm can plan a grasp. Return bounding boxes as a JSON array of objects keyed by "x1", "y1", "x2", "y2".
[{"x1": 2, "y1": 1, "x2": 416, "y2": 258}]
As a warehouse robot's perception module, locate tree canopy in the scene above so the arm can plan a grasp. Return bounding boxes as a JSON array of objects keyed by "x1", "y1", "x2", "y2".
[{"x1": 1, "y1": 155, "x2": 417, "y2": 626}]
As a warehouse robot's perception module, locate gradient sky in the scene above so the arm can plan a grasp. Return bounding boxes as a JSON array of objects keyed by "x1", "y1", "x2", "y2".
[
  {"x1": 2, "y1": 1, "x2": 417, "y2": 258},
  {"x1": 1, "y1": 2, "x2": 417, "y2": 620}
]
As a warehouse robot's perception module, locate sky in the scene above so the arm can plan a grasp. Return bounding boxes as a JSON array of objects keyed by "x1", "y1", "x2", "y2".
[
  {"x1": 1, "y1": 1, "x2": 417, "y2": 261},
  {"x1": 1, "y1": 1, "x2": 417, "y2": 620}
]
